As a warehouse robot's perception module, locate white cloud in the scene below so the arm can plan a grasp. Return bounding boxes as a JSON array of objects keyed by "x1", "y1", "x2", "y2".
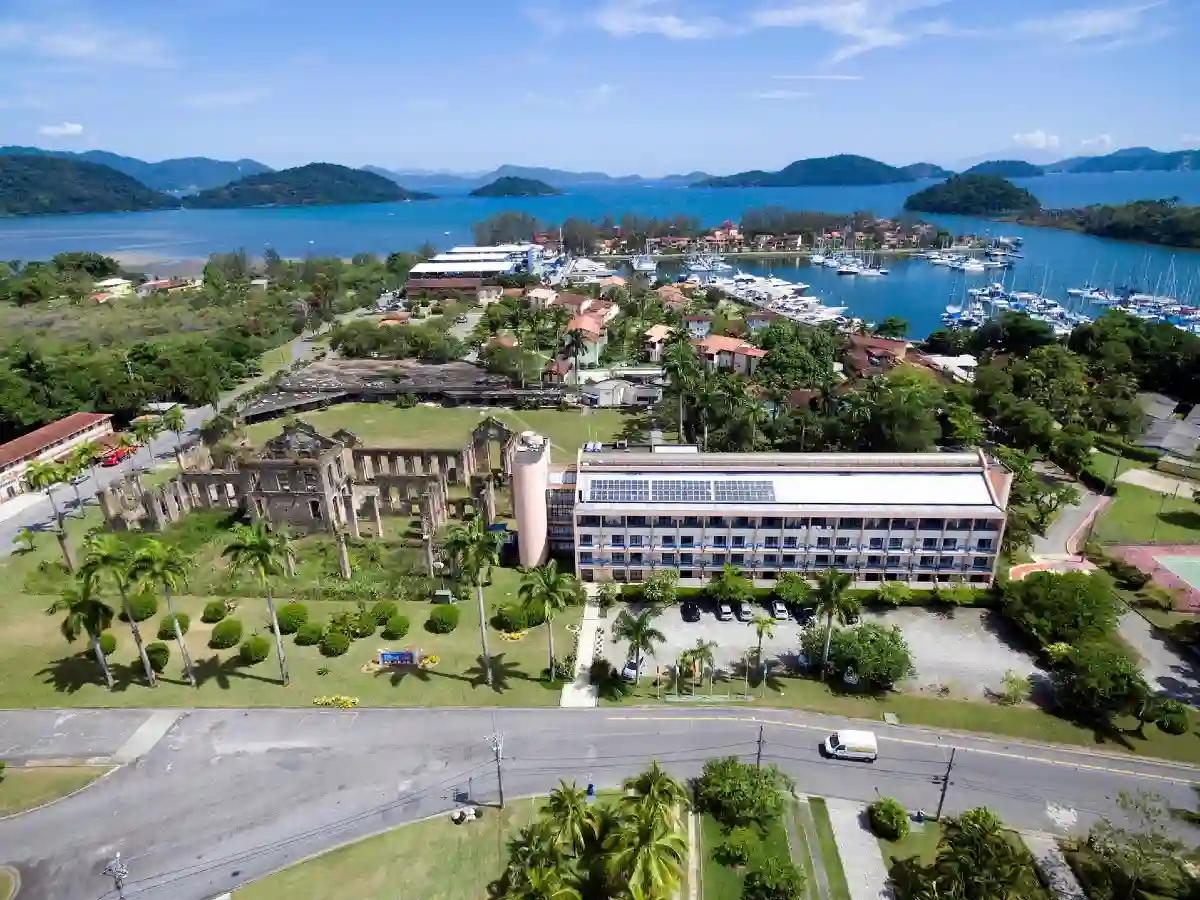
[
  {"x1": 1080, "y1": 133, "x2": 1114, "y2": 151},
  {"x1": 38, "y1": 121, "x2": 83, "y2": 138},
  {"x1": 0, "y1": 18, "x2": 170, "y2": 67},
  {"x1": 753, "y1": 89, "x2": 814, "y2": 100},
  {"x1": 593, "y1": 0, "x2": 731, "y2": 39},
  {"x1": 1182, "y1": 134, "x2": 1200, "y2": 146},
  {"x1": 772, "y1": 73, "x2": 865, "y2": 80},
  {"x1": 1012, "y1": 129, "x2": 1060, "y2": 150},
  {"x1": 181, "y1": 88, "x2": 271, "y2": 109},
  {"x1": 1015, "y1": 2, "x2": 1169, "y2": 50}
]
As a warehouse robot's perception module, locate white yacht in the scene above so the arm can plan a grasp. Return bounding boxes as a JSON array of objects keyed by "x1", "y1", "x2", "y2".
[{"x1": 631, "y1": 253, "x2": 657, "y2": 275}]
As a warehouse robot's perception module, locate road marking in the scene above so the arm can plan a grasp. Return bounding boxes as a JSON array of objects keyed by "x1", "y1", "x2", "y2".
[{"x1": 607, "y1": 714, "x2": 1199, "y2": 785}]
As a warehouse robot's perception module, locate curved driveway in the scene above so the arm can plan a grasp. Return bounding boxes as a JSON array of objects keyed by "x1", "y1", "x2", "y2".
[{"x1": 1, "y1": 707, "x2": 1197, "y2": 900}]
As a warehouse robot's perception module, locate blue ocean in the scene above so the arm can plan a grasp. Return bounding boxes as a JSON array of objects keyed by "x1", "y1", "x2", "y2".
[{"x1": 1, "y1": 170, "x2": 1198, "y2": 336}]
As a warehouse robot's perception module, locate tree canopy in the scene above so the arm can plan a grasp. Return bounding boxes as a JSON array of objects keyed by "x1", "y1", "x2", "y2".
[{"x1": 903, "y1": 174, "x2": 1042, "y2": 215}]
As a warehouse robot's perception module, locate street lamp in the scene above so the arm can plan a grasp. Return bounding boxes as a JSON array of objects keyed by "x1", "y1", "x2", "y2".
[{"x1": 433, "y1": 559, "x2": 446, "y2": 590}]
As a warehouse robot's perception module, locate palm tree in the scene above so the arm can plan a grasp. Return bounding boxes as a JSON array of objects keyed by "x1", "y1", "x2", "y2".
[
  {"x1": 129, "y1": 539, "x2": 196, "y2": 687},
  {"x1": 46, "y1": 579, "x2": 116, "y2": 689},
  {"x1": 80, "y1": 534, "x2": 155, "y2": 685},
  {"x1": 443, "y1": 514, "x2": 504, "y2": 685},
  {"x1": 161, "y1": 406, "x2": 188, "y2": 469},
  {"x1": 622, "y1": 761, "x2": 689, "y2": 830},
  {"x1": 222, "y1": 522, "x2": 289, "y2": 685},
  {"x1": 24, "y1": 459, "x2": 75, "y2": 571},
  {"x1": 814, "y1": 568, "x2": 857, "y2": 674},
  {"x1": 519, "y1": 559, "x2": 584, "y2": 680},
  {"x1": 131, "y1": 418, "x2": 163, "y2": 472},
  {"x1": 542, "y1": 780, "x2": 592, "y2": 856},
  {"x1": 663, "y1": 338, "x2": 699, "y2": 441},
  {"x1": 749, "y1": 614, "x2": 775, "y2": 675},
  {"x1": 690, "y1": 638, "x2": 718, "y2": 694},
  {"x1": 560, "y1": 328, "x2": 591, "y2": 390},
  {"x1": 693, "y1": 372, "x2": 722, "y2": 451},
  {"x1": 604, "y1": 808, "x2": 687, "y2": 900},
  {"x1": 65, "y1": 442, "x2": 100, "y2": 516},
  {"x1": 612, "y1": 607, "x2": 666, "y2": 684}
]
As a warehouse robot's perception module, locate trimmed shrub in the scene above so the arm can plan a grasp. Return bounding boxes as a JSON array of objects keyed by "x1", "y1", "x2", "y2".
[
  {"x1": 145, "y1": 641, "x2": 170, "y2": 673},
  {"x1": 427, "y1": 605, "x2": 460, "y2": 634},
  {"x1": 1158, "y1": 700, "x2": 1190, "y2": 735},
  {"x1": 209, "y1": 618, "x2": 244, "y2": 649},
  {"x1": 321, "y1": 630, "x2": 351, "y2": 657},
  {"x1": 275, "y1": 602, "x2": 309, "y2": 635},
  {"x1": 201, "y1": 601, "x2": 228, "y2": 624},
  {"x1": 383, "y1": 614, "x2": 410, "y2": 640},
  {"x1": 493, "y1": 603, "x2": 532, "y2": 632},
  {"x1": 715, "y1": 827, "x2": 758, "y2": 867},
  {"x1": 157, "y1": 612, "x2": 190, "y2": 640},
  {"x1": 99, "y1": 632, "x2": 117, "y2": 656},
  {"x1": 370, "y1": 600, "x2": 399, "y2": 626},
  {"x1": 868, "y1": 797, "x2": 910, "y2": 841},
  {"x1": 743, "y1": 858, "x2": 805, "y2": 900},
  {"x1": 295, "y1": 622, "x2": 324, "y2": 646},
  {"x1": 350, "y1": 608, "x2": 377, "y2": 639},
  {"x1": 120, "y1": 591, "x2": 158, "y2": 623},
  {"x1": 239, "y1": 635, "x2": 271, "y2": 665}
]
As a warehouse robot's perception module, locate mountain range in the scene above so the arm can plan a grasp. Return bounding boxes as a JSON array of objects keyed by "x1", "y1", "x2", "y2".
[
  {"x1": 694, "y1": 155, "x2": 952, "y2": 188},
  {"x1": 363, "y1": 164, "x2": 712, "y2": 191},
  {"x1": 0, "y1": 146, "x2": 271, "y2": 193}
]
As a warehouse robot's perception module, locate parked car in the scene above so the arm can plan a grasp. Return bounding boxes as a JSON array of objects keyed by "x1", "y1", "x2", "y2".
[
  {"x1": 455, "y1": 314, "x2": 468, "y2": 323},
  {"x1": 770, "y1": 600, "x2": 790, "y2": 620},
  {"x1": 732, "y1": 600, "x2": 753, "y2": 622},
  {"x1": 715, "y1": 602, "x2": 733, "y2": 621},
  {"x1": 680, "y1": 601, "x2": 701, "y2": 622},
  {"x1": 621, "y1": 658, "x2": 644, "y2": 682},
  {"x1": 845, "y1": 609, "x2": 861, "y2": 625},
  {"x1": 794, "y1": 605, "x2": 817, "y2": 625},
  {"x1": 99, "y1": 444, "x2": 138, "y2": 467}
]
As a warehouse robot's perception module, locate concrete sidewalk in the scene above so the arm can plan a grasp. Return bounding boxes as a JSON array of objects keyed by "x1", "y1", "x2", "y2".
[{"x1": 824, "y1": 798, "x2": 889, "y2": 900}]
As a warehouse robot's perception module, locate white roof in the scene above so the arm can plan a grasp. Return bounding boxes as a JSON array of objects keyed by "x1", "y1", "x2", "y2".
[
  {"x1": 447, "y1": 244, "x2": 535, "y2": 254},
  {"x1": 409, "y1": 261, "x2": 517, "y2": 275},
  {"x1": 94, "y1": 277, "x2": 131, "y2": 288},
  {"x1": 432, "y1": 252, "x2": 516, "y2": 262}
]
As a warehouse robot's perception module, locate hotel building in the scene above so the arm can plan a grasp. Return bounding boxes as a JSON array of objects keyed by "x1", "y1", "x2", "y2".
[{"x1": 511, "y1": 439, "x2": 1012, "y2": 588}]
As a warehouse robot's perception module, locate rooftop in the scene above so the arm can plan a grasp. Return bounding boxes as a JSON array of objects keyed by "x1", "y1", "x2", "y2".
[
  {"x1": 694, "y1": 335, "x2": 767, "y2": 358},
  {"x1": 409, "y1": 261, "x2": 516, "y2": 275},
  {"x1": 0, "y1": 412, "x2": 113, "y2": 469}
]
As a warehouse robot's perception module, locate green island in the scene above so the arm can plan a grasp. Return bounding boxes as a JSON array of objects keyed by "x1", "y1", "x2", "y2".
[
  {"x1": 0, "y1": 146, "x2": 271, "y2": 192},
  {"x1": 695, "y1": 154, "x2": 947, "y2": 188},
  {"x1": 903, "y1": 173, "x2": 1042, "y2": 215},
  {"x1": 962, "y1": 159, "x2": 1044, "y2": 178},
  {"x1": 0, "y1": 156, "x2": 180, "y2": 216},
  {"x1": 183, "y1": 162, "x2": 436, "y2": 209},
  {"x1": 469, "y1": 176, "x2": 563, "y2": 197},
  {"x1": 1017, "y1": 197, "x2": 1200, "y2": 249}
]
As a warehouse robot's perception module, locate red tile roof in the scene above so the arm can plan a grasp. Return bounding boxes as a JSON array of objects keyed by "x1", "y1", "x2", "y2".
[
  {"x1": 554, "y1": 293, "x2": 591, "y2": 310},
  {"x1": 693, "y1": 335, "x2": 766, "y2": 358},
  {"x1": 567, "y1": 314, "x2": 604, "y2": 338},
  {"x1": 848, "y1": 333, "x2": 908, "y2": 357},
  {"x1": 0, "y1": 413, "x2": 113, "y2": 469}
]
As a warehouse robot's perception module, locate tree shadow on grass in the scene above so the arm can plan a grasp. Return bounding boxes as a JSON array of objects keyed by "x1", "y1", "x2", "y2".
[
  {"x1": 190, "y1": 654, "x2": 282, "y2": 690},
  {"x1": 464, "y1": 653, "x2": 530, "y2": 693},
  {"x1": 37, "y1": 654, "x2": 152, "y2": 694},
  {"x1": 373, "y1": 662, "x2": 433, "y2": 688},
  {"x1": 1160, "y1": 509, "x2": 1200, "y2": 531}
]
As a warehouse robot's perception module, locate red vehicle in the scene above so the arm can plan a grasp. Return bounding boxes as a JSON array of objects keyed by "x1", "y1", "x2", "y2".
[{"x1": 100, "y1": 444, "x2": 138, "y2": 467}]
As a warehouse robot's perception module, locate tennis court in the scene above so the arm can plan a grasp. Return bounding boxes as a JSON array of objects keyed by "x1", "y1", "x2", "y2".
[
  {"x1": 1157, "y1": 556, "x2": 1200, "y2": 591},
  {"x1": 1111, "y1": 544, "x2": 1200, "y2": 611}
]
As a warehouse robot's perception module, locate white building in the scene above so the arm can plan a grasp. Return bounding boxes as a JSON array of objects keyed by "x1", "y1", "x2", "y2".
[
  {"x1": 0, "y1": 413, "x2": 114, "y2": 504},
  {"x1": 511, "y1": 442, "x2": 1011, "y2": 588}
]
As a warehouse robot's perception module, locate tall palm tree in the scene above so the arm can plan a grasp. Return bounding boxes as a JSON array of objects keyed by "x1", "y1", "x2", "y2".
[
  {"x1": 46, "y1": 579, "x2": 115, "y2": 689},
  {"x1": 749, "y1": 614, "x2": 775, "y2": 675},
  {"x1": 161, "y1": 406, "x2": 188, "y2": 469},
  {"x1": 65, "y1": 442, "x2": 100, "y2": 516},
  {"x1": 129, "y1": 539, "x2": 195, "y2": 687},
  {"x1": 662, "y1": 338, "x2": 699, "y2": 441},
  {"x1": 693, "y1": 372, "x2": 723, "y2": 451},
  {"x1": 131, "y1": 418, "x2": 163, "y2": 472},
  {"x1": 24, "y1": 459, "x2": 74, "y2": 571},
  {"x1": 519, "y1": 559, "x2": 584, "y2": 679},
  {"x1": 622, "y1": 761, "x2": 688, "y2": 830},
  {"x1": 814, "y1": 568, "x2": 857, "y2": 674},
  {"x1": 560, "y1": 328, "x2": 591, "y2": 390},
  {"x1": 612, "y1": 607, "x2": 666, "y2": 684},
  {"x1": 604, "y1": 808, "x2": 687, "y2": 900},
  {"x1": 542, "y1": 780, "x2": 592, "y2": 856},
  {"x1": 690, "y1": 638, "x2": 718, "y2": 694},
  {"x1": 443, "y1": 514, "x2": 503, "y2": 685},
  {"x1": 80, "y1": 534, "x2": 155, "y2": 685},
  {"x1": 222, "y1": 522, "x2": 289, "y2": 685}
]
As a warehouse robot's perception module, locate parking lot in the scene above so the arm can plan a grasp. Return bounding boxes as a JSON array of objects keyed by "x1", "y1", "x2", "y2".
[{"x1": 603, "y1": 602, "x2": 1042, "y2": 699}]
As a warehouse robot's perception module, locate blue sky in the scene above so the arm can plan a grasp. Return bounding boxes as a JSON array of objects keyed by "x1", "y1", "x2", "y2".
[{"x1": 0, "y1": 0, "x2": 1196, "y2": 175}]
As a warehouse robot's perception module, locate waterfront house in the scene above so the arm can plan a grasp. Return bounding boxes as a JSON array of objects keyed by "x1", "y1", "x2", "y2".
[
  {"x1": 684, "y1": 315, "x2": 713, "y2": 339},
  {"x1": 745, "y1": 310, "x2": 782, "y2": 332},
  {"x1": 566, "y1": 314, "x2": 606, "y2": 369},
  {"x1": 693, "y1": 335, "x2": 765, "y2": 376},
  {"x1": 643, "y1": 324, "x2": 673, "y2": 362}
]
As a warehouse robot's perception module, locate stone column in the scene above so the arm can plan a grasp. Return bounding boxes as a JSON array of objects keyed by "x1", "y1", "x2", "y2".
[
  {"x1": 335, "y1": 528, "x2": 352, "y2": 580},
  {"x1": 371, "y1": 494, "x2": 384, "y2": 538},
  {"x1": 344, "y1": 493, "x2": 361, "y2": 539}
]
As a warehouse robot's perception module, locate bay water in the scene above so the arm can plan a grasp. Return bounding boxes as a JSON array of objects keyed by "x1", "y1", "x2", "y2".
[{"x1": 1, "y1": 171, "x2": 1198, "y2": 337}]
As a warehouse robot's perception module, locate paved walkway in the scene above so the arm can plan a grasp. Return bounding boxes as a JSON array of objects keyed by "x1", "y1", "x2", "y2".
[
  {"x1": 1118, "y1": 468, "x2": 1195, "y2": 498},
  {"x1": 560, "y1": 589, "x2": 600, "y2": 708},
  {"x1": 1119, "y1": 611, "x2": 1200, "y2": 703},
  {"x1": 1023, "y1": 832, "x2": 1087, "y2": 900},
  {"x1": 823, "y1": 798, "x2": 889, "y2": 900}
]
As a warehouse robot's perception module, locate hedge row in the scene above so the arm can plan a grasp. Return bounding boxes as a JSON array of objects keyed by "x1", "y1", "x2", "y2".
[
  {"x1": 621, "y1": 583, "x2": 995, "y2": 608},
  {"x1": 1094, "y1": 434, "x2": 1162, "y2": 464}
]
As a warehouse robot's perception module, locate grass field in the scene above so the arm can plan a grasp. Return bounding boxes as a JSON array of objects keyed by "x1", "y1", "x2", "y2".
[
  {"x1": 699, "y1": 813, "x2": 792, "y2": 900},
  {"x1": 235, "y1": 797, "x2": 544, "y2": 900},
  {"x1": 0, "y1": 869, "x2": 13, "y2": 900},
  {"x1": 1087, "y1": 449, "x2": 1147, "y2": 485},
  {"x1": 807, "y1": 799, "x2": 851, "y2": 900},
  {"x1": 242, "y1": 404, "x2": 648, "y2": 463},
  {"x1": 0, "y1": 766, "x2": 109, "y2": 816},
  {"x1": 877, "y1": 821, "x2": 943, "y2": 867},
  {"x1": 256, "y1": 345, "x2": 295, "y2": 379},
  {"x1": 1092, "y1": 482, "x2": 1200, "y2": 545}
]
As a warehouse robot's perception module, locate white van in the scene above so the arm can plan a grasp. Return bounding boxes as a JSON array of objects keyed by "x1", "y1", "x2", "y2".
[{"x1": 822, "y1": 730, "x2": 878, "y2": 762}]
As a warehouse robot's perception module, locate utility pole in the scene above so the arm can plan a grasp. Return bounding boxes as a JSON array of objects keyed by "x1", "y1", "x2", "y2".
[
  {"x1": 487, "y1": 717, "x2": 505, "y2": 809},
  {"x1": 756, "y1": 725, "x2": 764, "y2": 769},
  {"x1": 104, "y1": 852, "x2": 129, "y2": 899},
  {"x1": 935, "y1": 747, "x2": 956, "y2": 820}
]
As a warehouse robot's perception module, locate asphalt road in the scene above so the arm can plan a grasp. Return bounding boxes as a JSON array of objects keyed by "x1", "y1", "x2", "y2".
[{"x1": 1, "y1": 707, "x2": 1197, "y2": 900}]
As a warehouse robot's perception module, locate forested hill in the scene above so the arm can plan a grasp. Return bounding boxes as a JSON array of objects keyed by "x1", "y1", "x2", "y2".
[
  {"x1": 0, "y1": 156, "x2": 179, "y2": 216},
  {"x1": 963, "y1": 160, "x2": 1044, "y2": 178},
  {"x1": 904, "y1": 174, "x2": 1042, "y2": 215},
  {"x1": 469, "y1": 176, "x2": 562, "y2": 197},
  {"x1": 1020, "y1": 199, "x2": 1200, "y2": 249},
  {"x1": 695, "y1": 154, "x2": 937, "y2": 188},
  {"x1": 0, "y1": 146, "x2": 271, "y2": 192},
  {"x1": 183, "y1": 163, "x2": 436, "y2": 209}
]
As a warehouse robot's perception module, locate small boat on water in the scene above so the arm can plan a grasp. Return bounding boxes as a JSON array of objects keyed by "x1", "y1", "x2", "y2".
[{"x1": 631, "y1": 253, "x2": 657, "y2": 274}]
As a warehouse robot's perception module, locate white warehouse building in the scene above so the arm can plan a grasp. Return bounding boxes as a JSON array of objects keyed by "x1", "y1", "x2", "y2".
[{"x1": 510, "y1": 441, "x2": 1013, "y2": 588}]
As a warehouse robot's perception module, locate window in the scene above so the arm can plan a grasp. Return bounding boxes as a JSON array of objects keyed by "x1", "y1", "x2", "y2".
[
  {"x1": 971, "y1": 575, "x2": 990, "y2": 584},
  {"x1": 304, "y1": 472, "x2": 319, "y2": 491},
  {"x1": 888, "y1": 537, "x2": 904, "y2": 549},
  {"x1": 680, "y1": 570, "x2": 694, "y2": 579},
  {"x1": 938, "y1": 556, "x2": 954, "y2": 567},
  {"x1": 783, "y1": 554, "x2": 796, "y2": 566},
  {"x1": 922, "y1": 537, "x2": 938, "y2": 550},
  {"x1": 628, "y1": 516, "x2": 647, "y2": 527},
  {"x1": 683, "y1": 516, "x2": 702, "y2": 528},
  {"x1": 865, "y1": 518, "x2": 887, "y2": 530},
  {"x1": 614, "y1": 571, "x2": 627, "y2": 583},
  {"x1": 785, "y1": 517, "x2": 806, "y2": 529},
  {"x1": 711, "y1": 553, "x2": 726, "y2": 566},
  {"x1": 973, "y1": 556, "x2": 989, "y2": 568},
  {"x1": 681, "y1": 553, "x2": 694, "y2": 565},
  {"x1": 580, "y1": 515, "x2": 600, "y2": 527},
  {"x1": 839, "y1": 517, "x2": 863, "y2": 529},
  {"x1": 308, "y1": 499, "x2": 323, "y2": 520},
  {"x1": 681, "y1": 535, "x2": 695, "y2": 548},
  {"x1": 919, "y1": 518, "x2": 944, "y2": 530},
  {"x1": 762, "y1": 517, "x2": 782, "y2": 528},
  {"x1": 869, "y1": 537, "x2": 883, "y2": 550},
  {"x1": 867, "y1": 555, "x2": 882, "y2": 565},
  {"x1": 834, "y1": 555, "x2": 848, "y2": 567},
  {"x1": 662, "y1": 552, "x2": 676, "y2": 565},
  {"x1": 815, "y1": 554, "x2": 830, "y2": 566},
  {"x1": 612, "y1": 535, "x2": 625, "y2": 547},
  {"x1": 765, "y1": 536, "x2": 779, "y2": 548},
  {"x1": 662, "y1": 535, "x2": 676, "y2": 547},
  {"x1": 655, "y1": 516, "x2": 674, "y2": 527},
  {"x1": 948, "y1": 518, "x2": 972, "y2": 531},
  {"x1": 707, "y1": 516, "x2": 727, "y2": 528},
  {"x1": 942, "y1": 538, "x2": 958, "y2": 550},
  {"x1": 810, "y1": 517, "x2": 828, "y2": 528},
  {"x1": 276, "y1": 473, "x2": 291, "y2": 491},
  {"x1": 977, "y1": 538, "x2": 994, "y2": 550},
  {"x1": 732, "y1": 535, "x2": 745, "y2": 548},
  {"x1": 581, "y1": 569, "x2": 594, "y2": 582},
  {"x1": 613, "y1": 552, "x2": 626, "y2": 564},
  {"x1": 630, "y1": 570, "x2": 644, "y2": 582},
  {"x1": 835, "y1": 536, "x2": 851, "y2": 549},
  {"x1": 973, "y1": 518, "x2": 999, "y2": 531},
  {"x1": 733, "y1": 517, "x2": 753, "y2": 529},
  {"x1": 731, "y1": 553, "x2": 745, "y2": 565},
  {"x1": 886, "y1": 555, "x2": 900, "y2": 567},
  {"x1": 917, "y1": 573, "x2": 933, "y2": 583},
  {"x1": 764, "y1": 554, "x2": 778, "y2": 565},
  {"x1": 784, "y1": 536, "x2": 798, "y2": 549},
  {"x1": 631, "y1": 553, "x2": 644, "y2": 564},
  {"x1": 816, "y1": 537, "x2": 831, "y2": 549},
  {"x1": 580, "y1": 534, "x2": 594, "y2": 547},
  {"x1": 714, "y1": 535, "x2": 727, "y2": 547},
  {"x1": 630, "y1": 535, "x2": 643, "y2": 547},
  {"x1": 891, "y1": 518, "x2": 916, "y2": 530},
  {"x1": 580, "y1": 552, "x2": 594, "y2": 563},
  {"x1": 919, "y1": 555, "x2": 935, "y2": 566}
]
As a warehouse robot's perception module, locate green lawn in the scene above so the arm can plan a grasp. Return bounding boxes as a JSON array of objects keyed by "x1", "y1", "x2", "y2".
[
  {"x1": 699, "y1": 812, "x2": 792, "y2": 900},
  {"x1": 1087, "y1": 449, "x2": 1147, "y2": 485},
  {"x1": 806, "y1": 799, "x2": 851, "y2": 900},
  {"x1": 242, "y1": 404, "x2": 646, "y2": 464},
  {"x1": 1092, "y1": 481, "x2": 1200, "y2": 545},
  {"x1": 235, "y1": 797, "x2": 544, "y2": 900},
  {"x1": 0, "y1": 766, "x2": 109, "y2": 816},
  {"x1": 788, "y1": 800, "x2": 819, "y2": 900},
  {"x1": 0, "y1": 868, "x2": 13, "y2": 900},
  {"x1": 256, "y1": 345, "x2": 295, "y2": 379},
  {"x1": 878, "y1": 821, "x2": 943, "y2": 868}
]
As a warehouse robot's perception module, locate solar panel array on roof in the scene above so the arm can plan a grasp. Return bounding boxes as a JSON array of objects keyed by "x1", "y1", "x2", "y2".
[
  {"x1": 714, "y1": 480, "x2": 777, "y2": 503},
  {"x1": 589, "y1": 479, "x2": 649, "y2": 502},
  {"x1": 652, "y1": 480, "x2": 713, "y2": 502}
]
